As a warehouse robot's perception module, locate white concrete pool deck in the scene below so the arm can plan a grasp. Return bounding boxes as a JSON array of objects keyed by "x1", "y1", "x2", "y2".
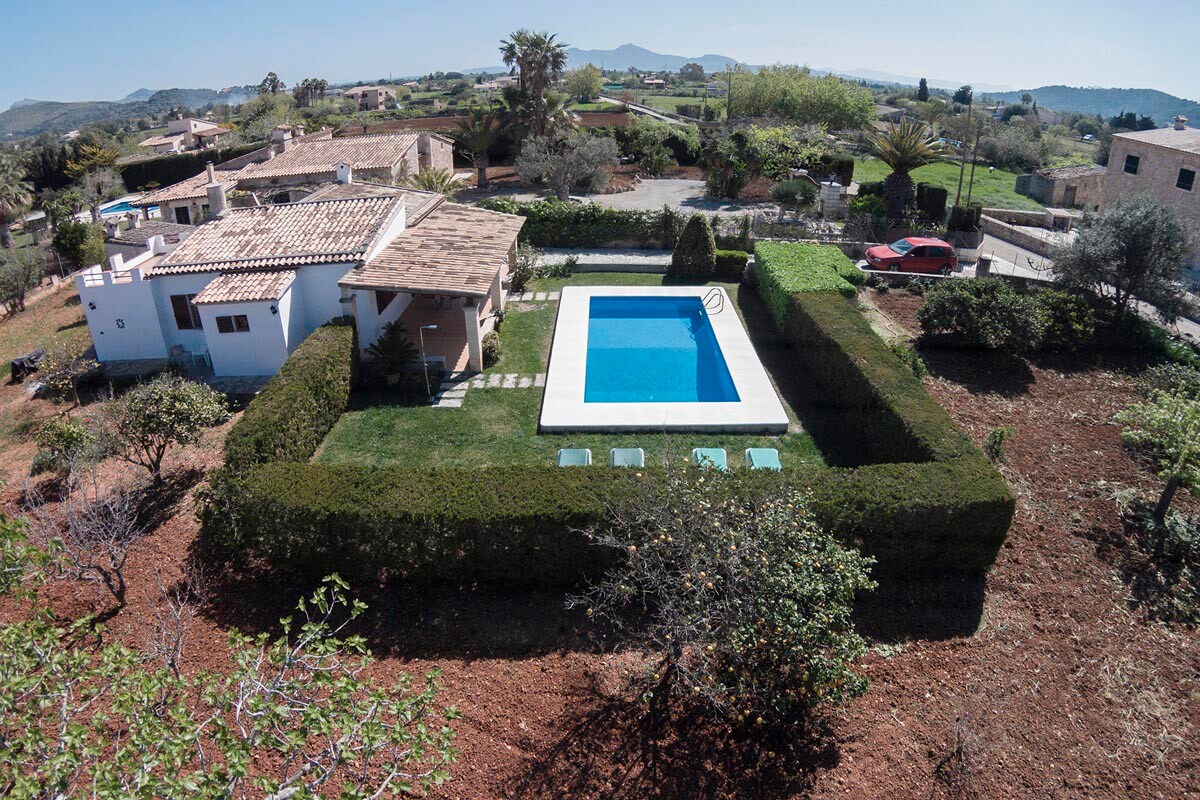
[{"x1": 539, "y1": 286, "x2": 789, "y2": 433}]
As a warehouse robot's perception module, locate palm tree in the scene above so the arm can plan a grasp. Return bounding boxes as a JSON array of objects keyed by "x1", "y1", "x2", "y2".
[
  {"x1": 867, "y1": 120, "x2": 949, "y2": 217},
  {"x1": 499, "y1": 29, "x2": 568, "y2": 138},
  {"x1": 403, "y1": 168, "x2": 461, "y2": 197},
  {"x1": 0, "y1": 156, "x2": 33, "y2": 249},
  {"x1": 454, "y1": 106, "x2": 508, "y2": 190}
]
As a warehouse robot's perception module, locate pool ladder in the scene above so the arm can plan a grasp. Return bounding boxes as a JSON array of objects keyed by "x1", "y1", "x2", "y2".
[{"x1": 702, "y1": 288, "x2": 725, "y2": 315}]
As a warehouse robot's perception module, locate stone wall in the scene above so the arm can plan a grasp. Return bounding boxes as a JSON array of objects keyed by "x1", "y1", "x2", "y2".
[{"x1": 1105, "y1": 135, "x2": 1200, "y2": 264}]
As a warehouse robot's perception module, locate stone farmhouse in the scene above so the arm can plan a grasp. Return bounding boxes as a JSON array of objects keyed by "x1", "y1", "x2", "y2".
[
  {"x1": 1015, "y1": 163, "x2": 1107, "y2": 209},
  {"x1": 76, "y1": 169, "x2": 523, "y2": 378},
  {"x1": 131, "y1": 127, "x2": 454, "y2": 225},
  {"x1": 1105, "y1": 116, "x2": 1200, "y2": 264}
]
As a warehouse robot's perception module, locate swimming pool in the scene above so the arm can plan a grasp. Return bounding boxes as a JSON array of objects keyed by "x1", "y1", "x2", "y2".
[
  {"x1": 584, "y1": 296, "x2": 739, "y2": 403},
  {"x1": 540, "y1": 286, "x2": 788, "y2": 433},
  {"x1": 100, "y1": 199, "x2": 159, "y2": 216}
]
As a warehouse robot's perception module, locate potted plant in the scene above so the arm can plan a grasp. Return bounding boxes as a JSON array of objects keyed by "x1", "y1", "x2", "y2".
[
  {"x1": 946, "y1": 204, "x2": 984, "y2": 249},
  {"x1": 366, "y1": 321, "x2": 418, "y2": 386}
]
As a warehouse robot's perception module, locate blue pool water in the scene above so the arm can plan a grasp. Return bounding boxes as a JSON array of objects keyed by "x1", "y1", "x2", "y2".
[
  {"x1": 584, "y1": 296, "x2": 739, "y2": 403},
  {"x1": 100, "y1": 200, "x2": 159, "y2": 216}
]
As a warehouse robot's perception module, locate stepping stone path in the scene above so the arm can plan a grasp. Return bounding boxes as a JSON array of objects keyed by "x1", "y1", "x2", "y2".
[
  {"x1": 509, "y1": 290, "x2": 561, "y2": 303},
  {"x1": 432, "y1": 372, "x2": 547, "y2": 406}
]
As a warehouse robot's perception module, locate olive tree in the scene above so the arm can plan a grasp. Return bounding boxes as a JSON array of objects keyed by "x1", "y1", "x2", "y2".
[
  {"x1": 0, "y1": 245, "x2": 42, "y2": 314},
  {"x1": 1117, "y1": 389, "x2": 1200, "y2": 520},
  {"x1": 569, "y1": 468, "x2": 875, "y2": 726},
  {"x1": 515, "y1": 133, "x2": 619, "y2": 200},
  {"x1": 1054, "y1": 195, "x2": 1193, "y2": 324},
  {"x1": 98, "y1": 374, "x2": 229, "y2": 479},
  {"x1": 0, "y1": 565, "x2": 460, "y2": 799}
]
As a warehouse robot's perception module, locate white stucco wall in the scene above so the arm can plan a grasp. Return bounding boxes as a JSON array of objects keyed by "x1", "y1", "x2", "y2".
[
  {"x1": 196, "y1": 296, "x2": 290, "y2": 376},
  {"x1": 76, "y1": 267, "x2": 169, "y2": 362},
  {"x1": 353, "y1": 288, "x2": 412, "y2": 350}
]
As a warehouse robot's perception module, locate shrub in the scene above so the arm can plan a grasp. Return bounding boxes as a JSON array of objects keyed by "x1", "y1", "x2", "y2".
[
  {"x1": 714, "y1": 249, "x2": 750, "y2": 282},
  {"x1": 669, "y1": 214, "x2": 717, "y2": 278},
  {"x1": 51, "y1": 220, "x2": 105, "y2": 268},
  {"x1": 223, "y1": 322, "x2": 355, "y2": 471},
  {"x1": 1136, "y1": 363, "x2": 1200, "y2": 399},
  {"x1": 1035, "y1": 288, "x2": 1095, "y2": 351},
  {"x1": 97, "y1": 375, "x2": 229, "y2": 479},
  {"x1": 915, "y1": 182, "x2": 948, "y2": 221},
  {"x1": 849, "y1": 194, "x2": 887, "y2": 219},
  {"x1": 984, "y1": 427, "x2": 1015, "y2": 463},
  {"x1": 509, "y1": 241, "x2": 540, "y2": 293},
  {"x1": 364, "y1": 320, "x2": 417, "y2": 374},
  {"x1": 569, "y1": 468, "x2": 875, "y2": 724},
  {"x1": 481, "y1": 331, "x2": 501, "y2": 368},
  {"x1": 917, "y1": 279, "x2": 1044, "y2": 353},
  {"x1": 889, "y1": 341, "x2": 927, "y2": 378},
  {"x1": 31, "y1": 416, "x2": 95, "y2": 477},
  {"x1": 946, "y1": 204, "x2": 982, "y2": 231},
  {"x1": 769, "y1": 179, "x2": 817, "y2": 209}
]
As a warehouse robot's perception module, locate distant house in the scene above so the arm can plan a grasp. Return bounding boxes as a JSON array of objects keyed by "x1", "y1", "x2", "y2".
[
  {"x1": 131, "y1": 128, "x2": 454, "y2": 225},
  {"x1": 139, "y1": 118, "x2": 230, "y2": 154},
  {"x1": 1104, "y1": 117, "x2": 1200, "y2": 264},
  {"x1": 76, "y1": 176, "x2": 524, "y2": 377},
  {"x1": 1015, "y1": 163, "x2": 1107, "y2": 208},
  {"x1": 874, "y1": 104, "x2": 904, "y2": 124},
  {"x1": 642, "y1": 77, "x2": 667, "y2": 88},
  {"x1": 344, "y1": 85, "x2": 397, "y2": 111}
]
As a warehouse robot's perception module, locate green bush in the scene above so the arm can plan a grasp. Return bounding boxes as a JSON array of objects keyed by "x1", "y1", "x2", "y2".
[
  {"x1": 915, "y1": 183, "x2": 948, "y2": 221},
  {"x1": 477, "y1": 198, "x2": 683, "y2": 248},
  {"x1": 1035, "y1": 289, "x2": 1095, "y2": 352},
  {"x1": 984, "y1": 426, "x2": 1015, "y2": 463},
  {"x1": 917, "y1": 279, "x2": 1044, "y2": 353},
  {"x1": 769, "y1": 179, "x2": 817, "y2": 208},
  {"x1": 669, "y1": 214, "x2": 717, "y2": 278},
  {"x1": 714, "y1": 249, "x2": 750, "y2": 281},
  {"x1": 51, "y1": 220, "x2": 105, "y2": 268},
  {"x1": 223, "y1": 322, "x2": 356, "y2": 471},
  {"x1": 481, "y1": 331, "x2": 501, "y2": 368},
  {"x1": 947, "y1": 204, "x2": 982, "y2": 231}
]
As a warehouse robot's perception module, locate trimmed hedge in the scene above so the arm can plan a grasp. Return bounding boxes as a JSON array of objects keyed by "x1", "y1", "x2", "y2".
[
  {"x1": 223, "y1": 321, "x2": 356, "y2": 471},
  {"x1": 476, "y1": 197, "x2": 684, "y2": 248},
  {"x1": 669, "y1": 214, "x2": 717, "y2": 278},
  {"x1": 119, "y1": 143, "x2": 264, "y2": 191},
  {"x1": 715, "y1": 249, "x2": 750, "y2": 281},
  {"x1": 203, "y1": 242, "x2": 1013, "y2": 581},
  {"x1": 201, "y1": 456, "x2": 1012, "y2": 582}
]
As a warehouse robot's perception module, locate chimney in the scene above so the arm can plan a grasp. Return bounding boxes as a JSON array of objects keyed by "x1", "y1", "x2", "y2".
[
  {"x1": 206, "y1": 181, "x2": 229, "y2": 218},
  {"x1": 1174, "y1": 116, "x2": 1188, "y2": 131},
  {"x1": 264, "y1": 145, "x2": 275, "y2": 161},
  {"x1": 104, "y1": 219, "x2": 121, "y2": 239},
  {"x1": 126, "y1": 212, "x2": 141, "y2": 229},
  {"x1": 205, "y1": 161, "x2": 215, "y2": 183},
  {"x1": 336, "y1": 162, "x2": 353, "y2": 184},
  {"x1": 271, "y1": 125, "x2": 294, "y2": 151}
]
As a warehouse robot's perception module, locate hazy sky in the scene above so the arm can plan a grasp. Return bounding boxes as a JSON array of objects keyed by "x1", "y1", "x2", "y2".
[{"x1": 1, "y1": 0, "x2": 1194, "y2": 109}]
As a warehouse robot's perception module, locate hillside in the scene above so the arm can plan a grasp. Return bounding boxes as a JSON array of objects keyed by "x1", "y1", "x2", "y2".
[
  {"x1": 0, "y1": 86, "x2": 256, "y2": 137},
  {"x1": 982, "y1": 85, "x2": 1200, "y2": 124},
  {"x1": 565, "y1": 43, "x2": 741, "y2": 74}
]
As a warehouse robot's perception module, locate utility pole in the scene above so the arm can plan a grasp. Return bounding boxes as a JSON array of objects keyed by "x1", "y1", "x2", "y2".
[
  {"x1": 965, "y1": 119, "x2": 983, "y2": 207},
  {"x1": 954, "y1": 91, "x2": 973, "y2": 208},
  {"x1": 725, "y1": 62, "x2": 734, "y2": 120}
]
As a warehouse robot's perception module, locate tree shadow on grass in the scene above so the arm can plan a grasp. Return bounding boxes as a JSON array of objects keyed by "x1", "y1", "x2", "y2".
[{"x1": 511, "y1": 678, "x2": 838, "y2": 800}]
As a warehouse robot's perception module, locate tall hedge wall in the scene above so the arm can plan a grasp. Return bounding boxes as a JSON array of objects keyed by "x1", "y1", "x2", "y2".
[
  {"x1": 476, "y1": 198, "x2": 684, "y2": 248},
  {"x1": 222, "y1": 321, "x2": 356, "y2": 471},
  {"x1": 119, "y1": 143, "x2": 264, "y2": 191}
]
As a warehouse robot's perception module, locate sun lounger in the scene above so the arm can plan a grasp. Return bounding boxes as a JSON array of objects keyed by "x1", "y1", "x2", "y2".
[
  {"x1": 609, "y1": 447, "x2": 645, "y2": 468},
  {"x1": 691, "y1": 447, "x2": 728, "y2": 471},
  {"x1": 745, "y1": 447, "x2": 782, "y2": 471}
]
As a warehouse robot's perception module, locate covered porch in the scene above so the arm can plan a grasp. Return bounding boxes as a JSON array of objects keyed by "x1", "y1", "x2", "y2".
[{"x1": 397, "y1": 292, "x2": 498, "y2": 373}]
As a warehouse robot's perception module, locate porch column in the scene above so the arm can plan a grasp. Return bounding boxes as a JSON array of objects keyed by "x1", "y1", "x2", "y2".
[
  {"x1": 462, "y1": 300, "x2": 483, "y2": 373},
  {"x1": 491, "y1": 268, "x2": 505, "y2": 313}
]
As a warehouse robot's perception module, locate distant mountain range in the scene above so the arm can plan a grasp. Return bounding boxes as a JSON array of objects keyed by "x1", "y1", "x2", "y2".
[
  {"x1": 981, "y1": 85, "x2": 1200, "y2": 124},
  {"x1": 0, "y1": 87, "x2": 255, "y2": 137}
]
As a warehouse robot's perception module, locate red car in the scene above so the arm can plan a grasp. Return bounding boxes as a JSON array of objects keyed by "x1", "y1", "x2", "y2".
[{"x1": 864, "y1": 237, "x2": 959, "y2": 275}]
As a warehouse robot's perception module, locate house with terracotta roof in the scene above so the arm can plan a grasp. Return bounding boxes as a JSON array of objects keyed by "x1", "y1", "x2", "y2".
[
  {"x1": 75, "y1": 173, "x2": 522, "y2": 377},
  {"x1": 132, "y1": 128, "x2": 453, "y2": 224},
  {"x1": 139, "y1": 118, "x2": 231, "y2": 154},
  {"x1": 343, "y1": 85, "x2": 397, "y2": 111}
]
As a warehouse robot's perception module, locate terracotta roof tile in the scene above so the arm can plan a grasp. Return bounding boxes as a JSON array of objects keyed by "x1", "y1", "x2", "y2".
[
  {"x1": 148, "y1": 195, "x2": 403, "y2": 276},
  {"x1": 1113, "y1": 126, "x2": 1200, "y2": 155},
  {"x1": 236, "y1": 133, "x2": 420, "y2": 182},
  {"x1": 339, "y1": 203, "x2": 523, "y2": 296},
  {"x1": 105, "y1": 219, "x2": 195, "y2": 247},
  {"x1": 132, "y1": 169, "x2": 240, "y2": 206},
  {"x1": 192, "y1": 270, "x2": 296, "y2": 304}
]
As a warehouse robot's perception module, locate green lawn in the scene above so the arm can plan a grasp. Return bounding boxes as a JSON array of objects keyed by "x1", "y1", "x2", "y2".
[
  {"x1": 316, "y1": 272, "x2": 826, "y2": 470},
  {"x1": 637, "y1": 94, "x2": 721, "y2": 119},
  {"x1": 852, "y1": 157, "x2": 1044, "y2": 211}
]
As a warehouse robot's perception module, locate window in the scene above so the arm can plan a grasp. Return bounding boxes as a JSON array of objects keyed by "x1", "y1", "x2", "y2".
[
  {"x1": 215, "y1": 314, "x2": 250, "y2": 333},
  {"x1": 1178, "y1": 168, "x2": 1195, "y2": 191},
  {"x1": 908, "y1": 246, "x2": 927, "y2": 258},
  {"x1": 1123, "y1": 154, "x2": 1140, "y2": 175},
  {"x1": 174, "y1": 206, "x2": 191, "y2": 225},
  {"x1": 170, "y1": 294, "x2": 202, "y2": 330}
]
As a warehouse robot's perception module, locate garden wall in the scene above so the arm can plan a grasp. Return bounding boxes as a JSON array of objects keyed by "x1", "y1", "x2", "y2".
[{"x1": 202, "y1": 244, "x2": 1013, "y2": 582}]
